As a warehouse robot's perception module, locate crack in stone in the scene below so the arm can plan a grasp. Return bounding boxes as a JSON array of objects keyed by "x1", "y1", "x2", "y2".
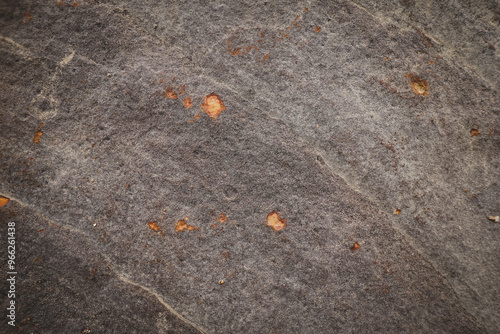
[{"x1": 0, "y1": 193, "x2": 208, "y2": 334}]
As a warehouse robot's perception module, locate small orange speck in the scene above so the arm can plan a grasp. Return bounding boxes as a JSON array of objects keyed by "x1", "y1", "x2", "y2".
[
  {"x1": 0, "y1": 196, "x2": 10, "y2": 207},
  {"x1": 393, "y1": 208, "x2": 401, "y2": 215},
  {"x1": 33, "y1": 131, "x2": 43, "y2": 144},
  {"x1": 148, "y1": 221, "x2": 161, "y2": 232},
  {"x1": 351, "y1": 242, "x2": 361, "y2": 251},
  {"x1": 266, "y1": 211, "x2": 287, "y2": 231},
  {"x1": 39, "y1": 229, "x2": 44, "y2": 233},
  {"x1": 179, "y1": 85, "x2": 185, "y2": 95},
  {"x1": 71, "y1": 2, "x2": 79, "y2": 7},
  {"x1": 385, "y1": 57, "x2": 389, "y2": 61},
  {"x1": 189, "y1": 113, "x2": 200, "y2": 123},
  {"x1": 304, "y1": 8, "x2": 308, "y2": 12},
  {"x1": 429, "y1": 60, "x2": 434, "y2": 64},
  {"x1": 211, "y1": 224, "x2": 218, "y2": 228},
  {"x1": 315, "y1": 26, "x2": 321, "y2": 32},
  {"x1": 470, "y1": 128, "x2": 480, "y2": 136},
  {"x1": 410, "y1": 76, "x2": 429, "y2": 97},
  {"x1": 201, "y1": 93, "x2": 226, "y2": 119},
  {"x1": 183, "y1": 97, "x2": 192, "y2": 109},
  {"x1": 57, "y1": 1, "x2": 65, "y2": 5},
  {"x1": 175, "y1": 219, "x2": 199, "y2": 232},
  {"x1": 219, "y1": 213, "x2": 227, "y2": 223},
  {"x1": 165, "y1": 87, "x2": 177, "y2": 99},
  {"x1": 24, "y1": 13, "x2": 32, "y2": 20}
]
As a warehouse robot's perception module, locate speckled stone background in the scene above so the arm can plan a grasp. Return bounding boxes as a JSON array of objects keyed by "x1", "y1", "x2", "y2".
[{"x1": 1, "y1": 0, "x2": 499, "y2": 333}]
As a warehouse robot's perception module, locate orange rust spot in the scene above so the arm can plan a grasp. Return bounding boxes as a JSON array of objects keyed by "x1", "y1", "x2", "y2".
[
  {"x1": 304, "y1": 8, "x2": 308, "y2": 12},
  {"x1": 287, "y1": 15, "x2": 301, "y2": 30},
  {"x1": 33, "y1": 131, "x2": 43, "y2": 144},
  {"x1": 71, "y1": 2, "x2": 79, "y2": 6},
  {"x1": 211, "y1": 224, "x2": 218, "y2": 228},
  {"x1": 410, "y1": 76, "x2": 429, "y2": 97},
  {"x1": 57, "y1": 1, "x2": 65, "y2": 5},
  {"x1": 189, "y1": 113, "x2": 200, "y2": 123},
  {"x1": 148, "y1": 221, "x2": 161, "y2": 232},
  {"x1": 201, "y1": 93, "x2": 226, "y2": 119},
  {"x1": 175, "y1": 219, "x2": 199, "y2": 232},
  {"x1": 315, "y1": 26, "x2": 321, "y2": 32},
  {"x1": 164, "y1": 87, "x2": 177, "y2": 99},
  {"x1": 0, "y1": 196, "x2": 10, "y2": 207},
  {"x1": 266, "y1": 211, "x2": 287, "y2": 231},
  {"x1": 260, "y1": 31, "x2": 265, "y2": 38},
  {"x1": 470, "y1": 128, "x2": 480, "y2": 136},
  {"x1": 385, "y1": 57, "x2": 389, "y2": 61},
  {"x1": 39, "y1": 229, "x2": 44, "y2": 233},
  {"x1": 264, "y1": 52, "x2": 270, "y2": 61},
  {"x1": 219, "y1": 213, "x2": 227, "y2": 223},
  {"x1": 351, "y1": 242, "x2": 361, "y2": 251},
  {"x1": 429, "y1": 60, "x2": 434, "y2": 65},
  {"x1": 393, "y1": 208, "x2": 401, "y2": 215},
  {"x1": 24, "y1": 13, "x2": 32, "y2": 20},
  {"x1": 179, "y1": 85, "x2": 185, "y2": 95},
  {"x1": 183, "y1": 97, "x2": 193, "y2": 109}
]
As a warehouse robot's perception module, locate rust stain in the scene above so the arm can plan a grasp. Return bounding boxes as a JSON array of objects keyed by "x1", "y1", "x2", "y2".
[
  {"x1": 175, "y1": 219, "x2": 199, "y2": 232},
  {"x1": 164, "y1": 87, "x2": 177, "y2": 99},
  {"x1": 393, "y1": 208, "x2": 401, "y2": 215},
  {"x1": 183, "y1": 97, "x2": 193, "y2": 109},
  {"x1": 219, "y1": 213, "x2": 227, "y2": 223},
  {"x1": 351, "y1": 242, "x2": 361, "y2": 251},
  {"x1": 266, "y1": 211, "x2": 287, "y2": 231},
  {"x1": 315, "y1": 26, "x2": 321, "y2": 32},
  {"x1": 410, "y1": 76, "x2": 429, "y2": 97},
  {"x1": 24, "y1": 13, "x2": 32, "y2": 20},
  {"x1": 33, "y1": 131, "x2": 43, "y2": 144},
  {"x1": 148, "y1": 221, "x2": 161, "y2": 232},
  {"x1": 0, "y1": 196, "x2": 10, "y2": 207},
  {"x1": 71, "y1": 2, "x2": 79, "y2": 7},
  {"x1": 287, "y1": 15, "x2": 301, "y2": 30},
  {"x1": 415, "y1": 27, "x2": 433, "y2": 47},
  {"x1": 470, "y1": 128, "x2": 480, "y2": 136},
  {"x1": 57, "y1": 1, "x2": 65, "y2": 5},
  {"x1": 189, "y1": 113, "x2": 200, "y2": 123},
  {"x1": 179, "y1": 85, "x2": 185, "y2": 95},
  {"x1": 201, "y1": 93, "x2": 226, "y2": 119}
]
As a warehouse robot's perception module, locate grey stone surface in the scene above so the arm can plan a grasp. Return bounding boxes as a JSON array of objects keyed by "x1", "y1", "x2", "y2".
[{"x1": 0, "y1": 0, "x2": 499, "y2": 333}]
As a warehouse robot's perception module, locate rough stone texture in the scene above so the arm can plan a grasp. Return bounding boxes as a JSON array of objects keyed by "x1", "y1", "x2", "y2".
[{"x1": 0, "y1": 0, "x2": 499, "y2": 333}]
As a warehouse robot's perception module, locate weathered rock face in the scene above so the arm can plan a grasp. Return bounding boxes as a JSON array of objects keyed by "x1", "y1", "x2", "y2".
[{"x1": 1, "y1": 0, "x2": 498, "y2": 333}]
